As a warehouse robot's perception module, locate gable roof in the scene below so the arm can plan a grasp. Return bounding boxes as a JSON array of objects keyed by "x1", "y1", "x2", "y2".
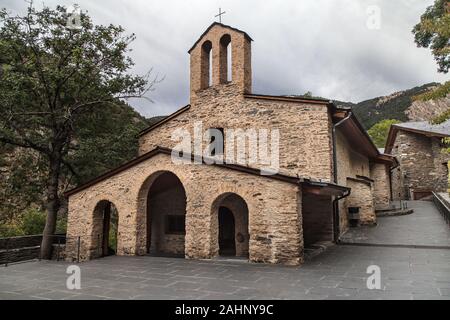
[
  {"x1": 64, "y1": 146, "x2": 349, "y2": 198},
  {"x1": 385, "y1": 120, "x2": 450, "y2": 153},
  {"x1": 394, "y1": 121, "x2": 450, "y2": 136},
  {"x1": 244, "y1": 93, "x2": 332, "y2": 105},
  {"x1": 188, "y1": 22, "x2": 253, "y2": 53}
]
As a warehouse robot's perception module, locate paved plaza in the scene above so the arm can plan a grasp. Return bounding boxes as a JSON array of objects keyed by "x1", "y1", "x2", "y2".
[
  {"x1": 340, "y1": 201, "x2": 450, "y2": 247},
  {"x1": 1, "y1": 201, "x2": 449, "y2": 300}
]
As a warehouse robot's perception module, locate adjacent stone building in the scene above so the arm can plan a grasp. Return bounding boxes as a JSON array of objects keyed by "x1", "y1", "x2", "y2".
[
  {"x1": 386, "y1": 121, "x2": 450, "y2": 200},
  {"x1": 65, "y1": 23, "x2": 395, "y2": 265}
]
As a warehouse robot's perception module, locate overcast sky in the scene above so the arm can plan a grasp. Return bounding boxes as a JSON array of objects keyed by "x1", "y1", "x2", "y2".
[{"x1": 2, "y1": 0, "x2": 448, "y2": 117}]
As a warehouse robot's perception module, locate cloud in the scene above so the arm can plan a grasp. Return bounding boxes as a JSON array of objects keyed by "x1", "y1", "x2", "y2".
[{"x1": 2, "y1": 0, "x2": 447, "y2": 117}]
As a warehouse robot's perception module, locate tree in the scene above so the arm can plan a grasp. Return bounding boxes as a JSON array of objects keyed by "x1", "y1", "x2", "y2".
[
  {"x1": 412, "y1": 1, "x2": 450, "y2": 188},
  {"x1": 0, "y1": 3, "x2": 158, "y2": 258},
  {"x1": 0, "y1": 101, "x2": 149, "y2": 236},
  {"x1": 368, "y1": 119, "x2": 401, "y2": 148},
  {"x1": 412, "y1": 0, "x2": 450, "y2": 73}
]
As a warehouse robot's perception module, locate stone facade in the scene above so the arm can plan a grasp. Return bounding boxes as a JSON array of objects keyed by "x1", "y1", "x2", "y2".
[
  {"x1": 65, "y1": 152, "x2": 302, "y2": 265},
  {"x1": 65, "y1": 23, "x2": 390, "y2": 265},
  {"x1": 345, "y1": 179, "x2": 376, "y2": 225},
  {"x1": 390, "y1": 129, "x2": 449, "y2": 200},
  {"x1": 370, "y1": 163, "x2": 391, "y2": 210},
  {"x1": 139, "y1": 83, "x2": 334, "y2": 182},
  {"x1": 335, "y1": 131, "x2": 377, "y2": 231}
]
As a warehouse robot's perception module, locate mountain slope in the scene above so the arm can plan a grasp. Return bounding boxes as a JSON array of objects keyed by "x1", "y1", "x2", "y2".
[{"x1": 335, "y1": 83, "x2": 441, "y2": 129}]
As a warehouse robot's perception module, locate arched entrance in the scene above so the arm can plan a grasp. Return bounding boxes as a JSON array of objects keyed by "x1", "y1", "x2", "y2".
[
  {"x1": 219, "y1": 207, "x2": 236, "y2": 256},
  {"x1": 93, "y1": 200, "x2": 119, "y2": 257},
  {"x1": 212, "y1": 193, "x2": 249, "y2": 258},
  {"x1": 145, "y1": 171, "x2": 187, "y2": 256}
]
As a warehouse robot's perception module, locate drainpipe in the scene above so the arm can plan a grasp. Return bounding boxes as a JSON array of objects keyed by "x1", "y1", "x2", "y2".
[
  {"x1": 332, "y1": 189, "x2": 351, "y2": 243},
  {"x1": 332, "y1": 111, "x2": 352, "y2": 242}
]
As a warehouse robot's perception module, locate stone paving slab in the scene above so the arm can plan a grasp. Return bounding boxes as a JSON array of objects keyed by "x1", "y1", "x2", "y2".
[
  {"x1": 1, "y1": 245, "x2": 450, "y2": 300},
  {"x1": 340, "y1": 201, "x2": 450, "y2": 247}
]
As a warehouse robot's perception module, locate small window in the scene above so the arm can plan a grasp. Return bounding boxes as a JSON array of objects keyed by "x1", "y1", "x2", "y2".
[
  {"x1": 208, "y1": 128, "x2": 224, "y2": 157},
  {"x1": 166, "y1": 215, "x2": 185, "y2": 234}
]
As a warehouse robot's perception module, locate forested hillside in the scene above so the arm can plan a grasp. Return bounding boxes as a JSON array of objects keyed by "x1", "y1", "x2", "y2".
[{"x1": 335, "y1": 83, "x2": 440, "y2": 129}]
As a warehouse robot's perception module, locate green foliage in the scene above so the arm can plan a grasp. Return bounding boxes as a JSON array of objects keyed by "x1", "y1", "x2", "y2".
[
  {"x1": 0, "y1": 208, "x2": 67, "y2": 237},
  {"x1": 0, "y1": 223, "x2": 23, "y2": 238},
  {"x1": 368, "y1": 119, "x2": 401, "y2": 148},
  {"x1": 415, "y1": 81, "x2": 450, "y2": 102},
  {"x1": 20, "y1": 208, "x2": 47, "y2": 235},
  {"x1": 432, "y1": 109, "x2": 450, "y2": 124},
  {"x1": 412, "y1": 0, "x2": 450, "y2": 73},
  {"x1": 66, "y1": 100, "x2": 149, "y2": 185},
  {"x1": 0, "y1": 148, "x2": 47, "y2": 222},
  {"x1": 442, "y1": 138, "x2": 450, "y2": 154}
]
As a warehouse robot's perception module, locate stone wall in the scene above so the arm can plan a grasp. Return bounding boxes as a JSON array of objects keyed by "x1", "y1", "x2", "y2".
[
  {"x1": 335, "y1": 131, "x2": 376, "y2": 231},
  {"x1": 370, "y1": 163, "x2": 391, "y2": 210},
  {"x1": 391, "y1": 166, "x2": 406, "y2": 201},
  {"x1": 391, "y1": 130, "x2": 450, "y2": 199},
  {"x1": 66, "y1": 152, "x2": 302, "y2": 265},
  {"x1": 345, "y1": 179, "x2": 376, "y2": 225},
  {"x1": 0, "y1": 235, "x2": 65, "y2": 264}
]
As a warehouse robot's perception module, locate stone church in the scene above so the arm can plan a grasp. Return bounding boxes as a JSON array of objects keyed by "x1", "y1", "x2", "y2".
[{"x1": 65, "y1": 23, "x2": 395, "y2": 265}]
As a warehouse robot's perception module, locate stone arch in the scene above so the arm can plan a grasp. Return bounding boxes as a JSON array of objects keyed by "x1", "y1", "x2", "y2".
[
  {"x1": 136, "y1": 170, "x2": 187, "y2": 256},
  {"x1": 201, "y1": 40, "x2": 213, "y2": 89},
  {"x1": 91, "y1": 200, "x2": 119, "y2": 259},
  {"x1": 211, "y1": 192, "x2": 249, "y2": 258},
  {"x1": 219, "y1": 34, "x2": 232, "y2": 83}
]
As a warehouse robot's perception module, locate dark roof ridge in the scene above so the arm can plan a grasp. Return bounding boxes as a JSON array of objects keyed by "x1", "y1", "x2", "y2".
[
  {"x1": 188, "y1": 22, "x2": 253, "y2": 53},
  {"x1": 244, "y1": 93, "x2": 332, "y2": 105}
]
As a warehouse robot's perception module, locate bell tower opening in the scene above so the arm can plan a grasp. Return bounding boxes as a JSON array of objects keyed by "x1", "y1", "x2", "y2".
[
  {"x1": 189, "y1": 23, "x2": 252, "y2": 102},
  {"x1": 201, "y1": 40, "x2": 212, "y2": 89},
  {"x1": 219, "y1": 34, "x2": 232, "y2": 83}
]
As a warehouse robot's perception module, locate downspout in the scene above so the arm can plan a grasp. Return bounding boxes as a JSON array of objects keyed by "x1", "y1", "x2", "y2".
[
  {"x1": 332, "y1": 111, "x2": 352, "y2": 242},
  {"x1": 332, "y1": 189, "x2": 351, "y2": 243}
]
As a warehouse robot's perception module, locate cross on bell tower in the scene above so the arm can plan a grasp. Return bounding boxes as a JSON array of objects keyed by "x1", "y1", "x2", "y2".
[{"x1": 215, "y1": 8, "x2": 226, "y2": 23}]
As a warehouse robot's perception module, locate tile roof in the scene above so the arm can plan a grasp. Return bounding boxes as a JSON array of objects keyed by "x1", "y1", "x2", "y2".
[{"x1": 395, "y1": 120, "x2": 450, "y2": 136}]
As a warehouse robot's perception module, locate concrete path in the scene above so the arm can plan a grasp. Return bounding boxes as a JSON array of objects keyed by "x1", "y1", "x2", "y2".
[
  {"x1": 340, "y1": 201, "x2": 450, "y2": 247},
  {"x1": 1, "y1": 245, "x2": 449, "y2": 300}
]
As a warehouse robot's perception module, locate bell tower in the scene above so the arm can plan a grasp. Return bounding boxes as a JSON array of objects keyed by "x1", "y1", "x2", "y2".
[{"x1": 188, "y1": 23, "x2": 252, "y2": 103}]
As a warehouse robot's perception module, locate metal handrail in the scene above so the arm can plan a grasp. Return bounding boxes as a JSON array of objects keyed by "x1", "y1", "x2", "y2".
[
  {"x1": 2, "y1": 233, "x2": 105, "y2": 266},
  {"x1": 432, "y1": 192, "x2": 450, "y2": 225}
]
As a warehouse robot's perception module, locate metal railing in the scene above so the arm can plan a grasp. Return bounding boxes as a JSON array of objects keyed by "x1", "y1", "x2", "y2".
[
  {"x1": 432, "y1": 192, "x2": 450, "y2": 225},
  {"x1": 1, "y1": 233, "x2": 108, "y2": 267}
]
